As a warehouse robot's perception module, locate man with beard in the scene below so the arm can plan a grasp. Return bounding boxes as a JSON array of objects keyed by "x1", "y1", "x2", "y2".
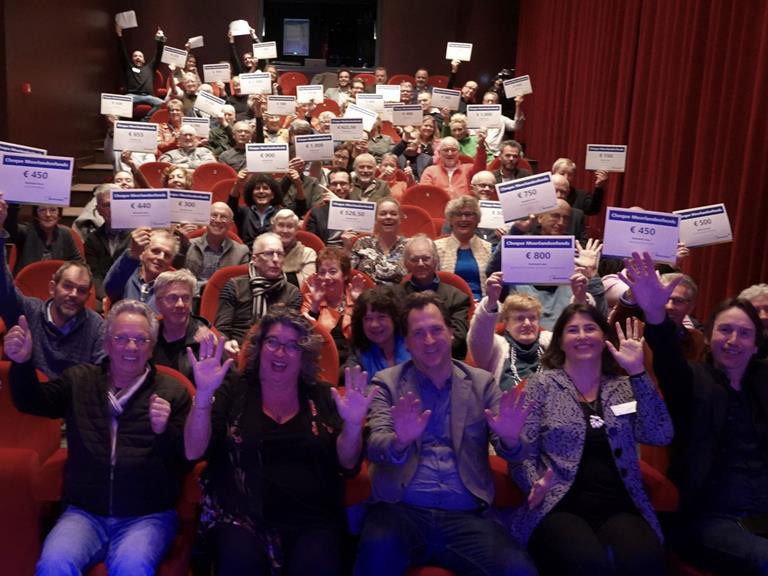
[{"x1": 1, "y1": 205, "x2": 104, "y2": 377}]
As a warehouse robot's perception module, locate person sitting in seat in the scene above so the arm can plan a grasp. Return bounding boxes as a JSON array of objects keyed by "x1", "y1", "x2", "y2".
[
  {"x1": 104, "y1": 228, "x2": 177, "y2": 312},
  {"x1": 6, "y1": 300, "x2": 191, "y2": 575}
]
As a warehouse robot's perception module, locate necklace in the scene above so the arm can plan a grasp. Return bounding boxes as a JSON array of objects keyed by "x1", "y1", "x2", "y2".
[
  {"x1": 571, "y1": 379, "x2": 604, "y2": 429},
  {"x1": 506, "y1": 341, "x2": 543, "y2": 386}
]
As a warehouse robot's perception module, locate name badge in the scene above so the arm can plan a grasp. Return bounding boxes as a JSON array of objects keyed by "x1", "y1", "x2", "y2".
[{"x1": 611, "y1": 401, "x2": 637, "y2": 417}]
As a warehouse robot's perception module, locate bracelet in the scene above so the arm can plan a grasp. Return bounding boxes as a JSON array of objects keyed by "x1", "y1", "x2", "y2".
[{"x1": 193, "y1": 395, "x2": 215, "y2": 409}]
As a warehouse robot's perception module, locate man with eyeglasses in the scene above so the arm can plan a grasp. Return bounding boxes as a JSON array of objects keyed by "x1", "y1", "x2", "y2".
[
  {"x1": 216, "y1": 232, "x2": 302, "y2": 358},
  {"x1": 153, "y1": 269, "x2": 215, "y2": 380},
  {"x1": 6, "y1": 299, "x2": 191, "y2": 574},
  {"x1": 307, "y1": 168, "x2": 360, "y2": 248},
  {"x1": 392, "y1": 235, "x2": 471, "y2": 359},
  {"x1": 184, "y1": 202, "x2": 250, "y2": 295}
]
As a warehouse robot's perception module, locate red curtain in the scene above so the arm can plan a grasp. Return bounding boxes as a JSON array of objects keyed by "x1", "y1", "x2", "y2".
[{"x1": 515, "y1": 0, "x2": 768, "y2": 317}]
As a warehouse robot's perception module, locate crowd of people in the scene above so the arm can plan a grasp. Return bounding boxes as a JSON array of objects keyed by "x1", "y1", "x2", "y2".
[{"x1": 1, "y1": 19, "x2": 768, "y2": 576}]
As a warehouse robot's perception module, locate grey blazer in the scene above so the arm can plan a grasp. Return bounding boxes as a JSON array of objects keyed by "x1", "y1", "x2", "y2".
[
  {"x1": 184, "y1": 234, "x2": 250, "y2": 279},
  {"x1": 508, "y1": 369, "x2": 673, "y2": 544},
  {"x1": 366, "y1": 360, "x2": 522, "y2": 507}
]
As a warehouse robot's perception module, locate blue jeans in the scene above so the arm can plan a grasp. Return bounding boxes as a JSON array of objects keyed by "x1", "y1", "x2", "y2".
[
  {"x1": 129, "y1": 93, "x2": 164, "y2": 120},
  {"x1": 692, "y1": 514, "x2": 768, "y2": 575},
  {"x1": 36, "y1": 505, "x2": 177, "y2": 576},
  {"x1": 353, "y1": 502, "x2": 537, "y2": 576}
]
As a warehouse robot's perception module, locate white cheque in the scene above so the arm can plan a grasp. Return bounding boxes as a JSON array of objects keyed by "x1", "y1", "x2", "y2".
[
  {"x1": 445, "y1": 42, "x2": 473, "y2": 61},
  {"x1": 392, "y1": 105, "x2": 423, "y2": 126},
  {"x1": 110, "y1": 189, "x2": 171, "y2": 229},
  {"x1": 431, "y1": 88, "x2": 461, "y2": 111},
  {"x1": 344, "y1": 104, "x2": 378, "y2": 132},
  {"x1": 100, "y1": 93, "x2": 133, "y2": 117},
  {"x1": 0, "y1": 153, "x2": 73, "y2": 206},
  {"x1": 267, "y1": 95, "x2": 296, "y2": 116},
  {"x1": 479, "y1": 200, "x2": 505, "y2": 230},
  {"x1": 356, "y1": 94, "x2": 385, "y2": 112},
  {"x1": 501, "y1": 236, "x2": 575, "y2": 285},
  {"x1": 375, "y1": 84, "x2": 401, "y2": 103},
  {"x1": 113, "y1": 121, "x2": 158, "y2": 152},
  {"x1": 466, "y1": 104, "x2": 501, "y2": 129},
  {"x1": 252, "y1": 41, "x2": 278, "y2": 60},
  {"x1": 294, "y1": 134, "x2": 334, "y2": 162},
  {"x1": 161, "y1": 46, "x2": 188, "y2": 69},
  {"x1": 194, "y1": 91, "x2": 226, "y2": 117},
  {"x1": 182, "y1": 117, "x2": 210, "y2": 138},
  {"x1": 330, "y1": 118, "x2": 365, "y2": 141},
  {"x1": 503, "y1": 75, "x2": 533, "y2": 98},
  {"x1": 296, "y1": 85, "x2": 324, "y2": 104},
  {"x1": 327, "y1": 199, "x2": 376, "y2": 233},
  {"x1": 585, "y1": 144, "x2": 627, "y2": 172},
  {"x1": 203, "y1": 63, "x2": 231, "y2": 84},
  {"x1": 496, "y1": 173, "x2": 558, "y2": 222},
  {"x1": 246, "y1": 143, "x2": 289, "y2": 172},
  {"x1": 674, "y1": 203, "x2": 733, "y2": 248},
  {"x1": 602, "y1": 207, "x2": 680, "y2": 264},
  {"x1": 0, "y1": 140, "x2": 47, "y2": 155},
  {"x1": 240, "y1": 72, "x2": 273, "y2": 95},
  {"x1": 169, "y1": 190, "x2": 212, "y2": 225}
]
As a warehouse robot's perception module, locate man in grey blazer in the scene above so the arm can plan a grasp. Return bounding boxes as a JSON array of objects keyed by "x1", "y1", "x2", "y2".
[{"x1": 354, "y1": 291, "x2": 536, "y2": 576}]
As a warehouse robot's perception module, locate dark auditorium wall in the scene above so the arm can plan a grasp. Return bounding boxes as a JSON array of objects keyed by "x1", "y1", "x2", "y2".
[{"x1": 1, "y1": 0, "x2": 118, "y2": 159}]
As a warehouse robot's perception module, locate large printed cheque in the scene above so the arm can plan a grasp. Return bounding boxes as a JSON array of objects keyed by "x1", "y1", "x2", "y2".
[
  {"x1": 602, "y1": 207, "x2": 680, "y2": 264},
  {"x1": 0, "y1": 153, "x2": 73, "y2": 206},
  {"x1": 674, "y1": 203, "x2": 733, "y2": 248},
  {"x1": 113, "y1": 122, "x2": 158, "y2": 152},
  {"x1": 501, "y1": 236, "x2": 575, "y2": 285},
  {"x1": 169, "y1": 190, "x2": 212, "y2": 224},
  {"x1": 110, "y1": 190, "x2": 170, "y2": 229},
  {"x1": 497, "y1": 173, "x2": 558, "y2": 222},
  {"x1": 246, "y1": 143, "x2": 290, "y2": 172},
  {"x1": 327, "y1": 199, "x2": 376, "y2": 233}
]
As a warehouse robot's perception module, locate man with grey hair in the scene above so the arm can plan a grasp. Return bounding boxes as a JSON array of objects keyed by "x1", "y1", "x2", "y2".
[
  {"x1": 216, "y1": 232, "x2": 302, "y2": 357},
  {"x1": 206, "y1": 104, "x2": 237, "y2": 157},
  {"x1": 6, "y1": 299, "x2": 191, "y2": 574},
  {"x1": 84, "y1": 184, "x2": 131, "y2": 306},
  {"x1": 105, "y1": 228, "x2": 178, "y2": 312},
  {"x1": 219, "y1": 120, "x2": 256, "y2": 172},
  {"x1": 158, "y1": 125, "x2": 216, "y2": 169},
  {"x1": 391, "y1": 234, "x2": 471, "y2": 359},
  {"x1": 184, "y1": 202, "x2": 249, "y2": 293},
  {"x1": 153, "y1": 269, "x2": 214, "y2": 379},
  {"x1": 419, "y1": 136, "x2": 486, "y2": 199},
  {"x1": 739, "y1": 283, "x2": 768, "y2": 358},
  {"x1": 352, "y1": 153, "x2": 390, "y2": 202}
]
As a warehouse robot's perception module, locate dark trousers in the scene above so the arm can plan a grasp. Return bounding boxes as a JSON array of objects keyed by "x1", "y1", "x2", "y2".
[
  {"x1": 528, "y1": 511, "x2": 664, "y2": 576},
  {"x1": 211, "y1": 522, "x2": 343, "y2": 576},
  {"x1": 353, "y1": 502, "x2": 537, "y2": 576}
]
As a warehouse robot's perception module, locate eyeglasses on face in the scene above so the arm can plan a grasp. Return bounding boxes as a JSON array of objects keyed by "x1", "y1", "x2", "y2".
[
  {"x1": 111, "y1": 335, "x2": 152, "y2": 349},
  {"x1": 253, "y1": 250, "x2": 285, "y2": 260},
  {"x1": 262, "y1": 336, "x2": 302, "y2": 356}
]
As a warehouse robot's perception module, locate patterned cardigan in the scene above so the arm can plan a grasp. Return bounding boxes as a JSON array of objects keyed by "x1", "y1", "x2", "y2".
[{"x1": 507, "y1": 368, "x2": 673, "y2": 544}]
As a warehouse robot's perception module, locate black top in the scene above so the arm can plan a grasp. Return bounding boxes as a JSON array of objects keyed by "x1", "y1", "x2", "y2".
[
  {"x1": 554, "y1": 400, "x2": 637, "y2": 526},
  {"x1": 202, "y1": 375, "x2": 355, "y2": 533}
]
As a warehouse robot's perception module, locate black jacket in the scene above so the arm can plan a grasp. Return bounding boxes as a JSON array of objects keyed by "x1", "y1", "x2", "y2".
[{"x1": 10, "y1": 360, "x2": 191, "y2": 516}]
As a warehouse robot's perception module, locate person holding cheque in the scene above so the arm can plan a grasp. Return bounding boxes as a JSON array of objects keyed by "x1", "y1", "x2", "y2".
[
  {"x1": 510, "y1": 304, "x2": 672, "y2": 575},
  {"x1": 623, "y1": 251, "x2": 768, "y2": 575}
]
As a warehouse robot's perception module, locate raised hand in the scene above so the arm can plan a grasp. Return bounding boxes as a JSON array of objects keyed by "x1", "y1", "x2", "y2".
[
  {"x1": 348, "y1": 273, "x2": 367, "y2": 302},
  {"x1": 570, "y1": 271, "x2": 588, "y2": 304},
  {"x1": 594, "y1": 169, "x2": 608, "y2": 188},
  {"x1": 306, "y1": 274, "x2": 326, "y2": 312},
  {"x1": 331, "y1": 366, "x2": 377, "y2": 427},
  {"x1": 528, "y1": 468, "x2": 554, "y2": 508},
  {"x1": 129, "y1": 226, "x2": 152, "y2": 258},
  {"x1": 575, "y1": 238, "x2": 602, "y2": 277},
  {"x1": 5, "y1": 315, "x2": 33, "y2": 363},
  {"x1": 618, "y1": 252, "x2": 679, "y2": 324},
  {"x1": 186, "y1": 334, "x2": 234, "y2": 402},
  {"x1": 391, "y1": 391, "x2": 431, "y2": 450},
  {"x1": 485, "y1": 386, "x2": 531, "y2": 447},
  {"x1": 149, "y1": 394, "x2": 172, "y2": 434},
  {"x1": 606, "y1": 318, "x2": 646, "y2": 376},
  {"x1": 485, "y1": 272, "x2": 504, "y2": 310}
]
